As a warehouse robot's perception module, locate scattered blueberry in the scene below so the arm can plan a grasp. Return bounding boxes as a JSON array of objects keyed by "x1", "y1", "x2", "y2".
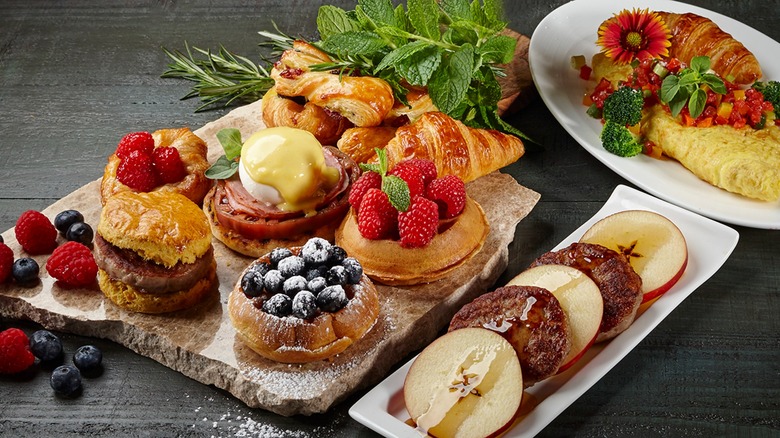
[
  {"x1": 73, "y1": 345, "x2": 103, "y2": 373},
  {"x1": 301, "y1": 237, "x2": 331, "y2": 265},
  {"x1": 269, "y1": 247, "x2": 293, "y2": 266},
  {"x1": 307, "y1": 276, "x2": 327, "y2": 295},
  {"x1": 342, "y1": 257, "x2": 363, "y2": 284},
  {"x1": 30, "y1": 330, "x2": 63, "y2": 362},
  {"x1": 65, "y1": 222, "x2": 94, "y2": 245},
  {"x1": 327, "y1": 265, "x2": 347, "y2": 286},
  {"x1": 12, "y1": 257, "x2": 39, "y2": 284},
  {"x1": 277, "y1": 255, "x2": 305, "y2": 278},
  {"x1": 263, "y1": 270, "x2": 284, "y2": 294},
  {"x1": 317, "y1": 285, "x2": 348, "y2": 312},
  {"x1": 54, "y1": 210, "x2": 84, "y2": 234},
  {"x1": 241, "y1": 270, "x2": 265, "y2": 298},
  {"x1": 283, "y1": 275, "x2": 307, "y2": 297},
  {"x1": 327, "y1": 245, "x2": 347, "y2": 265},
  {"x1": 292, "y1": 291, "x2": 318, "y2": 319},
  {"x1": 50, "y1": 365, "x2": 82, "y2": 396},
  {"x1": 262, "y1": 293, "x2": 292, "y2": 317}
]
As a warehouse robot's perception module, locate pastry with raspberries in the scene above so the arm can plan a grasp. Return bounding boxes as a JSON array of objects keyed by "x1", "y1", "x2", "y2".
[
  {"x1": 335, "y1": 150, "x2": 489, "y2": 286},
  {"x1": 228, "y1": 237, "x2": 380, "y2": 363},
  {"x1": 100, "y1": 128, "x2": 211, "y2": 205}
]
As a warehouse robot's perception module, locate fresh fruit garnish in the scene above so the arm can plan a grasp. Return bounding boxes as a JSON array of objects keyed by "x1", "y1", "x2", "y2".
[
  {"x1": 152, "y1": 146, "x2": 188, "y2": 183},
  {"x1": 117, "y1": 149, "x2": 159, "y2": 192},
  {"x1": 54, "y1": 210, "x2": 85, "y2": 235},
  {"x1": 12, "y1": 258, "x2": 39, "y2": 284},
  {"x1": 388, "y1": 161, "x2": 425, "y2": 199},
  {"x1": 50, "y1": 364, "x2": 82, "y2": 396},
  {"x1": 357, "y1": 188, "x2": 398, "y2": 240},
  {"x1": 398, "y1": 196, "x2": 439, "y2": 248},
  {"x1": 0, "y1": 328, "x2": 35, "y2": 374},
  {"x1": 29, "y1": 330, "x2": 63, "y2": 363},
  {"x1": 15, "y1": 210, "x2": 57, "y2": 255},
  {"x1": 65, "y1": 222, "x2": 94, "y2": 245},
  {"x1": 0, "y1": 243, "x2": 13, "y2": 283},
  {"x1": 115, "y1": 131, "x2": 154, "y2": 160},
  {"x1": 348, "y1": 171, "x2": 382, "y2": 213},
  {"x1": 45, "y1": 241, "x2": 98, "y2": 288},
  {"x1": 404, "y1": 158, "x2": 438, "y2": 189},
  {"x1": 73, "y1": 345, "x2": 103, "y2": 373},
  {"x1": 426, "y1": 175, "x2": 466, "y2": 219}
]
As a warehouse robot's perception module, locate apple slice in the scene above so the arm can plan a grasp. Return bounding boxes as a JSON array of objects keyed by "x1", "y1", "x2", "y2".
[
  {"x1": 404, "y1": 327, "x2": 523, "y2": 438},
  {"x1": 580, "y1": 210, "x2": 688, "y2": 303},
  {"x1": 507, "y1": 265, "x2": 603, "y2": 372}
]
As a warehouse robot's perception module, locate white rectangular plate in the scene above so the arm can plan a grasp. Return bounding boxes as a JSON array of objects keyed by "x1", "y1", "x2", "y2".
[
  {"x1": 529, "y1": 0, "x2": 780, "y2": 229},
  {"x1": 349, "y1": 184, "x2": 739, "y2": 437}
]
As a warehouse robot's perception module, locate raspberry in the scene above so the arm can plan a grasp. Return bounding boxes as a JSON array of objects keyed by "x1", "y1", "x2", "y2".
[
  {"x1": 357, "y1": 188, "x2": 398, "y2": 240},
  {"x1": 0, "y1": 243, "x2": 13, "y2": 283},
  {"x1": 426, "y1": 175, "x2": 467, "y2": 219},
  {"x1": 348, "y1": 171, "x2": 382, "y2": 212},
  {"x1": 388, "y1": 161, "x2": 425, "y2": 199},
  {"x1": 0, "y1": 328, "x2": 35, "y2": 374},
  {"x1": 405, "y1": 158, "x2": 438, "y2": 189},
  {"x1": 398, "y1": 196, "x2": 439, "y2": 248},
  {"x1": 117, "y1": 149, "x2": 159, "y2": 192},
  {"x1": 115, "y1": 131, "x2": 154, "y2": 160},
  {"x1": 45, "y1": 241, "x2": 98, "y2": 287},
  {"x1": 15, "y1": 210, "x2": 57, "y2": 255},
  {"x1": 152, "y1": 146, "x2": 187, "y2": 184}
]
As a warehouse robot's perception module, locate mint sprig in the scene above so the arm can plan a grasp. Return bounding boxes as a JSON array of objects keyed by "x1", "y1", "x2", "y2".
[
  {"x1": 359, "y1": 148, "x2": 411, "y2": 211},
  {"x1": 659, "y1": 56, "x2": 727, "y2": 119},
  {"x1": 205, "y1": 128, "x2": 243, "y2": 179}
]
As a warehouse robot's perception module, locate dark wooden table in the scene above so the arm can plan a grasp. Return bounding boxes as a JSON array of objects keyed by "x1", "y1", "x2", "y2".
[{"x1": 1, "y1": 1, "x2": 778, "y2": 436}]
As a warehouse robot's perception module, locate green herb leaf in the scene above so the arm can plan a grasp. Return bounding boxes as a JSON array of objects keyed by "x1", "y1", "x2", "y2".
[
  {"x1": 690, "y1": 56, "x2": 710, "y2": 73},
  {"x1": 382, "y1": 175, "x2": 411, "y2": 211},
  {"x1": 375, "y1": 147, "x2": 389, "y2": 174},
  {"x1": 429, "y1": 44, "x2": 473, "y2": 114},
  {"x1": 688, "y1": 88, "x2": 707, "y2": 119},
  {"x1": 668, "y1": 90, "x2": 689, "y2": 117},
  {"x1": 358, "y1": 0, "x2": 398, "y2": 27},
  {"x1": 701, "y1": 73, "x2": 727, "y2": 94},
  {"x1": 440, "y1": 0, "x2": 471, "y2": 21},
  {"x1": 216, "y1": 128, "x2": 243, "y2": 160},
  {"x1": 321, "y1": 31, "x2": 388, "y2": 57},
  {"x1": 478, "y1": 34, "x2": 516, "y2": 64},
  {"x1": 205, "y1": 156, "x2": 240, "y2": 179},
  {"x1": 659, "y1": 75, "x2": 680, "y2": 104},
  {"x1": 317, "y1": 5, "x2": 360, "y2": 40},
  {"x1": 408, "y1": 0, "x2": 440, "y2": 40},
  {"x1": 396, "y1": 45, "x2": 441, "y2": 86},
  {"x1": 375, "y1": 40, "x2": 428, "y2": 72},
  {"x1": 359, "y1": 163, "x2": 382, "y2": 174}
]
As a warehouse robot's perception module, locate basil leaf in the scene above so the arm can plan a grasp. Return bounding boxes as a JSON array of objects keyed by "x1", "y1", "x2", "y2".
[
  {"x1": 429, "y1": 44, "x2": 474, "y2": 114},
  {"x1": 690, "y1": 56, "x2": 710, "y2": 74},
  {"x1": 688, "y1": 88, "x2": 707, "y2": 119},
  {"x1": 216, "y1": 128, "x2": 243, "y2": 160},
  {"x1": 382, "y1": 175, "x2": 410, "y2": 212},
  {"x1": 205, "y1": 156, "x2": 239, "y2": 180},
  {"x1": 659, "y1": 75, "x2": 680, "y2": 103},
  {"x1": 317, "y1": 5, "x2": 359, "y2": 40},
  {"x1": 408, "y1": 0, "x2": 440, "y2": 41},
  {"x1": 478, "y1": 34, "x2": 516, "y2": 64},
  {"x1": 321, "y1": 31, "x2": 387, "y2": 56},
  {"x1": 396, "y1": 46, "x2": 441, "y2": 86},
  {"x1": 668, "y1": 90, "x2": 689, "y2": 117},
  {"x1": 702, "y1": 73, "x2": 727, "y2": 94}
]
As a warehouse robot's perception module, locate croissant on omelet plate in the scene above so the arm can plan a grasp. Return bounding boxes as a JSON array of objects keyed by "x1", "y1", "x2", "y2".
[
  {"x1": 338, "y1": 112, "x2": 525, "y2": 183},
  {"x1": 657, "y1": 12, "x2": 762, "y2": 85}
]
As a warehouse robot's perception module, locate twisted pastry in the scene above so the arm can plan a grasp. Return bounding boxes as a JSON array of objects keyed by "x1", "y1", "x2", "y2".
[
  {"x1": 658, "y1": 12, "x2": 762, "y2": 84},
  {"x1": 261, "y1": 87, "x2": 352, "y2": 145}
]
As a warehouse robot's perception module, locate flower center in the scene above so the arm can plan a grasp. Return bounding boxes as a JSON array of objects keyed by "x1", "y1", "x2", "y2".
[{"x1": 623, "y1": 31, "x2": 644, "y2": 50}]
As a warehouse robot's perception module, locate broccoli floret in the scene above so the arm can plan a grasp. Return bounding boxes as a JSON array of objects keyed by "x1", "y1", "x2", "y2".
[
  {"x1": 753, "y1": 80, "x2": 780, "y2": 109},
  {"x1": 602, "y1": 85, "x2": 644, "y2": 126},
  {"x1": 600, "y1": 120, "x2": 643, "y2": 157}
]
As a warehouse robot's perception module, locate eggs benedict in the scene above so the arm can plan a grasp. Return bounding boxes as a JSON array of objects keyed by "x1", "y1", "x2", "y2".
[{"x1": 203, "y1": 127, "x2": 359, "y2": 257}]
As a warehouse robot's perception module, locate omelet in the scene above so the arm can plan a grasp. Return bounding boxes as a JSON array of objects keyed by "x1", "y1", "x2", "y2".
[{"x1": 641, "y1": 104, "x2": 780, "y2": 201}]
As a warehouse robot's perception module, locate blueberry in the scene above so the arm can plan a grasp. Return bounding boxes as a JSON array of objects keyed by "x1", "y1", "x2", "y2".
[
  {"x1": 50, "y1": 365, "x2": 82, "y2": 396},
  {"x1": 12, "y1": 258, "x2": 39, "y2": 284},
  {"x1": 29, "y1": 330, "x2": 63, "y2": 362},
  {"x1": 283, "y1": 275, "x2": 308, "y2": 296},
  {"x1": 342, "y1": 257, "x2": 363, "y2": 284},
  {"x1": 65, "y1": 222, "x2": 94, "y2": 245},
  {"x1": 54, "y1": 210, "x2": 84, "y2": 235},
  {"x1": 307, "y1": 276, "x2": 327, "y2": 295},
  {"x1": 252, "y1": 262, "x2": 271, "y2": 277},
  {"x1": 291, "y1": 291, "x2": 317, "y2": 319},
  {"x1": 241, "y1": 270, "x2": 265, "y2": 298},
  {"x1": 73, "y1": 345, "x2": 102, "y2": 373},
  {"x1": 300, "y1": 237, "x2": 331, "y2": 266},
  {"x1": 326, "y1": 265, "x2": 347, "y2": 286},
  {"x1": 269, "y1": 247, "x2": 293, "y2": 266},
  {"x1": 262, "y1": 293, "x2": 292, "y2": 317},
  {"x1": 277, "y1": 255, "x2": 305, "y2": 278},
  {"x1": 316, "y1": 285, "x2": 348, "y2": 312},
  {"x1": 326, "y1": 245, "x2": 348, "y2": 266},
  {"x1": 304, "y1": 265, "x2": 328, "y2": 282},
  {"x1": 263, "y1": 270, "x2": 285, "y2": 294}
]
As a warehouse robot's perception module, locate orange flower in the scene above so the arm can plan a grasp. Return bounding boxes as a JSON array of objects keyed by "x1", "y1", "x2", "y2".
[{"x1": 597, "y1": 8, "x2": 671, "y2": 64}]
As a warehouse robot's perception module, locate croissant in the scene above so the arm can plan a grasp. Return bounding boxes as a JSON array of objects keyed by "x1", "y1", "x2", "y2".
[
  {"x1": 261, "y1": 87, "x2": 352, "y2": 145},
  {"x1": 658, "y1": 12, "x2": 762, "y2": 85},
  {"x1": 271, "y1": 41, "x2": 395, "y2": 127},
  {"x1": 339, "y1": 112, "x2": 524, "y2": 182}
]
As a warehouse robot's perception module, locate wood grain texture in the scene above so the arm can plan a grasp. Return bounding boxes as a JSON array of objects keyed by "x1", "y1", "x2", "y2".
[{"x1": 1, "y1": 0, "x2": 779, "y2": 437}]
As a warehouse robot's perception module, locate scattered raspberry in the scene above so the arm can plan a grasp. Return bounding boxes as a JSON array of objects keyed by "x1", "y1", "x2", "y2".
[
  {"x1": 0, "y1": 243, "x2": 13, "y2": 283},
  {"x1": 348, "y1": 171, "x2": 382, "y2": 211},
  {"x1": 15, "y1": 210, "x2": 57, "y2": 255},
  {"x1": 0, "y1": 328, "x2": 35, "y2": 374},
  {"x1": 405, "y1": 158, "x2": 438, "y2": 189},
  {"x1": 46, "y1": 241, "x2": 98, "y2": 287},
  {"x1": 389, "y1": 161, "x2": 425, "y2": 199},
  {"x1": 426, "y1": 175, "x2": 467, "y2": 219},
  {"x1": 115, "y1": 131, "x2": 154, "y2": 160},
  {"x1": 357, "y1": 188, "x2": 398, "y2": 240},
  {"x1": 398, "y1": 196, "x2": 439, "y2": 248},
  {"x1": 152, "y1": 146, "x2": 187, "y2": 184},
  {"x1": 117, "y1": 149, "x2": 159, "y2": 192}
]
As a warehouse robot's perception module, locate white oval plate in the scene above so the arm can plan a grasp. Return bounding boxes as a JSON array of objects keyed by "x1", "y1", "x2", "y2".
[
  {"x1": 529, "y1": 0, "x2": 780, "y2": 229},
  {"x1": 349, "y1": 184, "x2": 739, "y2": 437}
]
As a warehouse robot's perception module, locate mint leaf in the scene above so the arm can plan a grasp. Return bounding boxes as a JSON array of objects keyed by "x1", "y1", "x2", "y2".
[
  {"x1": 317, "y1": 5, "x2": 359, "y2": 40},
  {"x1": 443, "y1": 21, "x2": 479, "y2": 46},
  {"x1": 690, "y1": 56, "x2": 710, "y2": 73},
  {"x1": 429, "y1": 44, "x2": 473, "y2": 114},
  {"x1": 481, "y1": 0, "x2": 505, "y2": 30},
  {"x1": 394, "y1": 4, "x2": 410, "y2": 32},
  {"x1": 688, "y1": 88, "x2": 707, "y2": 119},
  {"x1": 359, "y1": 163, "x2": 382, "y2": 174},
  {"x1": 216, "y1": 128, "x2": 243, "y2": 160},
  {"x1": 478, "y1": 34, "x2": 516, "y2": 64},
  {"x1": 375, "y1": 40, "x2": 428, "y2": 72},
  {"x1": 358, "y1": 0, "x2": 398, "y2": 27},
  {"x1": 440, "y1": 0, "x2": 471, "y2": 21},
  {"x1": 321, "y1": 31, "x2": 387, "y2": 56},
  {"x1": 205, "y1": 155, "x2": 239, "y2": 180},
  {"x1": 375, "y1": 147, "x2": 389, "y2": 175},
  {"x1": 408, "y1": 0, "x2": 440, "y2": 41},
  {"x1": 396, "y1": 45, "x2": 441, "y2": 86},
  {"x1": 382, "y1": 175, "x2": 411, "y2": 211}
]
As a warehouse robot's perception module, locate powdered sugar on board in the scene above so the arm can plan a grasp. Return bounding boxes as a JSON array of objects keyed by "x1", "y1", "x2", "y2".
[{"x1": 0, "y1": 99, "x2": 540, "y2": 415}]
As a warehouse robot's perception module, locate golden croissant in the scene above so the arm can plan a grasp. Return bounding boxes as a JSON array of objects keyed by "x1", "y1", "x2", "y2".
[
  {"x1": 261, "y1": 87, "x2": 352, "y2": 145},
  {"x1": 658, "y1": 12, "x2": 762, "y2": 84},
  {"x1": 339, "y1": 112, "x2": 525, "y2": 182}
]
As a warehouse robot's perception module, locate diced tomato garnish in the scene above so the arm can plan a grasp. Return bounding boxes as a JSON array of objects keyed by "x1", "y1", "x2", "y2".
[{"x1": 579, "y1": 65, "x2": 592, "y2": 80}]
